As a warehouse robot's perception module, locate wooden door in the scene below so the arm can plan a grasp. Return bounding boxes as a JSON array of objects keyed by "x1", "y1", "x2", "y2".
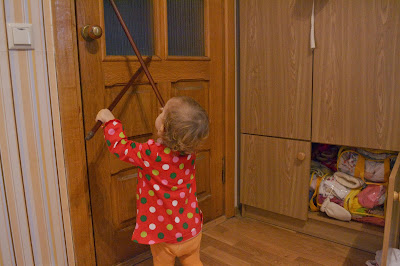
[
  {"x1": 313, "y1": 0, "x2": 400, "y2": 151},
  {"x1": 240, "y1": 134, "x2": 311, "y2": 221},
  {"x1": 75, "y1": 1, "x2": 224, "y2": 265},
  {"x1": 382, "y1": 154, "x2": 400, "y2": 266},
  {"x1": 239, "y1": 0, "x2": 313, "y2": 140}
]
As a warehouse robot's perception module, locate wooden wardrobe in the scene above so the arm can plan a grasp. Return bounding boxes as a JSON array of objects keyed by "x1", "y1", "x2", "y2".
[{"x1": 239, "y1": 0, "x2": 400, "y2": 263}]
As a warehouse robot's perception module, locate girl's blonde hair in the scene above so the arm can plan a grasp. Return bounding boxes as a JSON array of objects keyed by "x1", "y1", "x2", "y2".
[{"x1": 160, "y1": 96, "x2": 209, "y2": 154}]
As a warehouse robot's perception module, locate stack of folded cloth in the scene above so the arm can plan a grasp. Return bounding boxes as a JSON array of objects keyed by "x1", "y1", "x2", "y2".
[
  {"x1": 310, "y1": 169, "x2": 386, "y2": 226},
  {"x1": 309, "y1": 146, "x2": 392, "y2": 226}
]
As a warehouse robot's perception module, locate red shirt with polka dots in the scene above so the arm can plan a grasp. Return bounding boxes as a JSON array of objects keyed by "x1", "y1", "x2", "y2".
[{"x1": 104, "y1": 119, "x2": 203, "y2": 245}]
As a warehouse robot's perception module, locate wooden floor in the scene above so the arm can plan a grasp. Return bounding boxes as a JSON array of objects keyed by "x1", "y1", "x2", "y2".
[{"x1": 135, "y1": 216, "x2": 374, "y2": 265}]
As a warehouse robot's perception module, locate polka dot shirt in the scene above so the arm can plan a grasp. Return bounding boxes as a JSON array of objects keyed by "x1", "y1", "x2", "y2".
[{"x1": 104, "y1": 119, "x2": 203, "y2": 244}]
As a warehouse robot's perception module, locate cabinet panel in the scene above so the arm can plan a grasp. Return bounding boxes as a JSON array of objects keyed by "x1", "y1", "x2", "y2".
[
  {"x1": 313, "y1": 0, "x2": 400, "y2": 150},
  {"x1": 240, "y1": 134, "x2": 310, "y2": 220},
  {"x1": 239, "y1": 0, "x2": 312, "y2": 140}
]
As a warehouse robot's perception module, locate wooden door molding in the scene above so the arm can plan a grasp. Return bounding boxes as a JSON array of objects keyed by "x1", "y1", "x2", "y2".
[
  {"x1": 224, "y1": 0, "x2": 236, "y2": 218},
  {"x1": 52, "y1": 0, "x2": 236, "y2": 264},
  {"x1": 52, "y1": 0, "x2": 96, "y2": 265}
]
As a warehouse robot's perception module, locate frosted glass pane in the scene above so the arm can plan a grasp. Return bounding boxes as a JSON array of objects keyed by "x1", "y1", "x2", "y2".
[
  {"x1": 167, "y1": 0, "x2": 205, "y2": 56},
  {"x1": 104, "y1": 0, "x2": 154, "y2": 56}
]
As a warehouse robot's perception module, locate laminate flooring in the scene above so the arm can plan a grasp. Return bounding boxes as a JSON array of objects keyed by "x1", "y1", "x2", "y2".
[{"x1": 135, "y1": 216, "x2": 375, "y2": 265}]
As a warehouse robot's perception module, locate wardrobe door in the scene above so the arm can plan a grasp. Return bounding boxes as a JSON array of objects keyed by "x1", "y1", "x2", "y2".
[
  {"x1": 239, "y1": 0, "x2": 313, "y2": 140},
  {"x1": 313, "y1": 0, "x2": 400, "y2": 150},
  {"x1": 382, "y1": 154, "x2": 400, "y2": 265},
  {"x1": 240, "y1": 134, "x2": 310, "y2": 220}
]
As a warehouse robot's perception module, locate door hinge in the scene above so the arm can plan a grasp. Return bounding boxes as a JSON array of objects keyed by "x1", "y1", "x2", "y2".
[{"x1": 222, "y1": 157, "x2": 225, "y2": 184}]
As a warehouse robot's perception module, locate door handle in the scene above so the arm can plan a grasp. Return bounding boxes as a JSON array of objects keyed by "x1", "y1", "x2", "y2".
[
  {"x1": 81, "y1": 25, "x2": 102, "y2": 41},
  {"x1": 297, "y1": 152, "x2": 306, "y2": 161},
  {"x1": 393, "y1": 192, "x2": 400, "y2": 202}
]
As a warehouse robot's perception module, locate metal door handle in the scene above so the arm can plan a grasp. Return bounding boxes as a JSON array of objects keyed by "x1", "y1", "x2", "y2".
[{"x1": 81, "y1": 25, "x2": 102, "y2": 41}]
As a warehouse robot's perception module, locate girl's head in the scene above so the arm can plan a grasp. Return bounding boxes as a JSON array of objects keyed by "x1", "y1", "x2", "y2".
[{"x1": 155, "y1": 96, "x2": 209, "y2": 154}]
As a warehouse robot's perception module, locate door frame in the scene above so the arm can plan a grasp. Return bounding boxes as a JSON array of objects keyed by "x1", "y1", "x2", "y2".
[{"x1": 52, "y1": 0, "x2": 236, "y2": 264}]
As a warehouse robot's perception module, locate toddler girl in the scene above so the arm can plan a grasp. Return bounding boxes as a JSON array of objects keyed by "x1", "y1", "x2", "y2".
[{"x1": 96, "y1": 96, "x2": 209, "y2": 266}]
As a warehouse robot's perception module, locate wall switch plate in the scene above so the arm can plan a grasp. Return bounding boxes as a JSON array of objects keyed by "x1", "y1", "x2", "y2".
[{"x1": 7, "y1": 23, "x2": 34, "y2": 50}]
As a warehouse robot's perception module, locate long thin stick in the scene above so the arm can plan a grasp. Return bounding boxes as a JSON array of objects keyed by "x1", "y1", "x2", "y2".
[
  {"x1": 85, "y1": 57, "x2": 152, "y2": 141},
  {"x1": 109, "y1": 0, "x2": 165, "y2": 107}
]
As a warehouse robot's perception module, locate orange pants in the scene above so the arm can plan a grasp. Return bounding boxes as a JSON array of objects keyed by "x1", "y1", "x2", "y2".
[{"x1": 150, "y1": 232, "x2": 203, "y2": 266}]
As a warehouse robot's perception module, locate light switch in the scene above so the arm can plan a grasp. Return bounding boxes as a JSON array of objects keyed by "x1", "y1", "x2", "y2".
[
  {"x1": 7, "y1": 23, "x2": 34, "y2": 50},
  {"x1": 12, "y1": 27, "x2": 31, "y2": 45}
]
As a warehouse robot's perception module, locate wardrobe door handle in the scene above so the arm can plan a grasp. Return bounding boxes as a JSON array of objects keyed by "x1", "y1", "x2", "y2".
[
  {"x1": 393, "y1": 191, "x2": 400, "y2": 202},
  {"x1": 297, "y1": 152, "x2": 306, "y2": 161}
]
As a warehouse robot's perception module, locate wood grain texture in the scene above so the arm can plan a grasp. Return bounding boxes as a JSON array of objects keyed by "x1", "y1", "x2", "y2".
[
  {"x1": 103, "y1": 61, "x2": 210, "y2": 86},
  {"x1": 76, "y1": 0, "x2": 146, "y2": 263},
  {"x1": 239, "y1": 0, "x2": 313, "y2": 140},
  {"x1": 52, "y1": 0, "x2": 96, "y2": 265},
  {"x1": 224, "y1": 0, "x2": 236, "y2": 218},
  {"x1": 309, "y1": 212, "x2": 383, "y2": 237},
  {"x1": 137, "y1": 216, "x2": 373, "y2": 265},
  {"x1": 313, "y1": 0, "x2": 400, "y2": 150},
  {"x1": 243, "y1": 205, "x2": 382, "y2": 254},
  {"x1": 382, "y1": 154, "x2": 400, "y2": 265},
  {"x1": 240, "y1": 134, "x2": 310, "y2": 220}
]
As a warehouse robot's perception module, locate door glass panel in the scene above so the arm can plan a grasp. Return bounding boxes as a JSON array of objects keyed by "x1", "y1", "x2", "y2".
[
  {"x1": 103, "y1": 0, "x2": 154, "y2": 56},
  {"x1": 167, "y1": 0, "x2": 205, "y2": 56}
]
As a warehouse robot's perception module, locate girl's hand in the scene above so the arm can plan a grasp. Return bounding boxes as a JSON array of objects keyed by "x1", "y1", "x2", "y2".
[{"x1": 96, "y1": 109, "x2": 115, "y2": 123}]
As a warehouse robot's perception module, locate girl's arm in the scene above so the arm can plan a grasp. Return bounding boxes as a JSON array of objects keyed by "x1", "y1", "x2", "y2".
[{"x1": 97, "y1": 109, "x2": 147, "y2": 168}]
